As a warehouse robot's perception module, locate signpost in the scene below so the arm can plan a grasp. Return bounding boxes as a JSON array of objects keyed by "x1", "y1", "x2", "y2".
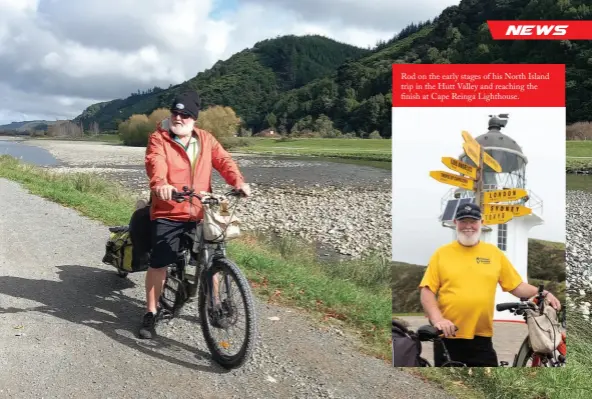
[
  {"x1": 483, "y1": 188, "x2": 528, "y2": 204},
  {"x1": 483, "y1": 211, "x2": 514, "y2": 225},
  {"x1": 429, "y1": 171, "x2": 475, "y2": 190},
  {"x1": 430, "y1": 130, "x2": 532, "y2": 226},
  {"x1": 441, "y1": 157, "x2": 477, "y2": 179},
  {"x1": 484, "y1": 204, "x2": 532, "y2": 217}
]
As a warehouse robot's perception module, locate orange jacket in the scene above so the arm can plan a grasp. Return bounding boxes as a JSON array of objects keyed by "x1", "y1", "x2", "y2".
[{"x1": 145, "y1": 119, "x2": 245, "y2": 222}]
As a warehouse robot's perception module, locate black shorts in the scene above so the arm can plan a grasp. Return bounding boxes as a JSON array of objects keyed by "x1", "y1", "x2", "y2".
[
  {"x1": 150, "y1": 218, "x2": 198, "y2": 269},
  {"x1": 434, "y1": 336, "x2": 498, "y2": 367}
]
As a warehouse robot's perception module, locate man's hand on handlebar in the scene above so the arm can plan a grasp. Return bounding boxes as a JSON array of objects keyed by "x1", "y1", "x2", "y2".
[
  {"x1": 155, "y1": 184, "x2": 177, "y2": 201},
  {"x1": 543, "y1": 291, "x2": 562, "y2": 311},
  {"x1": 432, "y1": 318, "x2": 457, "y2": 337}
]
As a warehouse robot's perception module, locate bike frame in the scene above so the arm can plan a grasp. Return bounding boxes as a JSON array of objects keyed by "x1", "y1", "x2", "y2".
[{"x1": 165, "y1": 187, "x2": 242, "y2": 314}]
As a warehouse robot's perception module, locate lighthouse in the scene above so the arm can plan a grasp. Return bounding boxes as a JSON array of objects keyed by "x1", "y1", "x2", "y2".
[{"x1": 438, "y1": 114, "x2": 544, "y2": 322}]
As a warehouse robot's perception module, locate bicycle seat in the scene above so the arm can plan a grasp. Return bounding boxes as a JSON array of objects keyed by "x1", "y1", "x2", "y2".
[
  {"x1": 417, "y1": 325, "x2": 442, "y2": 341},
  {"x1": 392, "y1": 319, "x2": 410, "y2": 333},
  {"x1": 108, "y1": 226, "x2": 129, "y2": 233}
]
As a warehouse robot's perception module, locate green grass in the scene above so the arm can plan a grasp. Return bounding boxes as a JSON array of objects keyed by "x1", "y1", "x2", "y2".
[
  {"x1": 0, "y1": 154, "x2": 391, "y2": 360},
  {"x1": 413, "y1": 309, "x2": 591, "y2": 399},
  {"x1": 567, "y1": 140, "x2": 592, "y2": 157},
  {"x1": 566, "y1": 141, "x2": 592, "y2": 191},
  {"x1": 239, "y1": 137, "x2": 392, "y2": 162},
  {"x1": 26, "y1": 133, "x2": 122, "y2": 144},
  {"x1": 566, "y1": 140, "x2": 592, "y2": 172}
]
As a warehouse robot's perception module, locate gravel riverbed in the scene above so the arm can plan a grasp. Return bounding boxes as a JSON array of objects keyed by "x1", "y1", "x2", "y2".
[
  {"x1": 566, "y1": 189, "x2": 592, "y2": 317},
  {"x1": 27, "y1": 140, "x2": 392, "y2": 260}
]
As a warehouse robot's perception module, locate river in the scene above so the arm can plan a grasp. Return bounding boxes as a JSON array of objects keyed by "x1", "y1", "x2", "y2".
[
  {"x1": 0, "y1": 137, "x2": 60, "y2": 166},
  {"x1": 2, "y1": 138, "x2": 392, "y2": 261}
]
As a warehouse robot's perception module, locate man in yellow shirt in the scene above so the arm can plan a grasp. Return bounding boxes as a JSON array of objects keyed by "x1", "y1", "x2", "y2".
[{"x1": 418, "y1": 202, "x2": 561, "y2": 367}]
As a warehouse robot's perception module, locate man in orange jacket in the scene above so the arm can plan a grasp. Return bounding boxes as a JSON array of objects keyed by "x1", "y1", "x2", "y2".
[{"x1": 140, "y1": 91, "x2": 250, "y2": 339}]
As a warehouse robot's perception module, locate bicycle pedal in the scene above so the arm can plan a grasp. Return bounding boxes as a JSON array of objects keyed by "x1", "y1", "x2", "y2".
[{"x1": 500, "y1": 361, "x2": 509, "y2": 367}]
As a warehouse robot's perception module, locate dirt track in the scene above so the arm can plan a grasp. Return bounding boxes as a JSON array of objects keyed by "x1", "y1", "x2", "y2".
[{"x1": 0, "y1": 178, "x2": 453, "y2": 398}]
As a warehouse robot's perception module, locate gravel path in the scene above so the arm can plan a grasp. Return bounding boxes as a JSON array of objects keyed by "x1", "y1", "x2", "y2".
[
  {"x1": 25, "y1": 140, "x2": 391, "y2": 260},
  {"x1": 0, "y1": 178, "x2": 452, "y2": 398}
]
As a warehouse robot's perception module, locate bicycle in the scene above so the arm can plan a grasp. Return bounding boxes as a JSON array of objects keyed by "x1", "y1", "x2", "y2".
[
  {"x1": 416, "y1": 324, "x2": 466, "y2": 367},
  {"x1": 155, "y1": 186, "x2": 257, "y2": 370},
  {"x1": 392, "y1": 319, "x2": 465, "y2": 367},
  {"x1": 496, "y1": 284, "x2": 566, "y2": 367}
]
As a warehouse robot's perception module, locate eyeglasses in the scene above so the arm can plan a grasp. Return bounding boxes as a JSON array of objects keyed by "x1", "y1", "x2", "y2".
[{"x1": 171, "y1": 111, "x2": 191, "y2": 119}]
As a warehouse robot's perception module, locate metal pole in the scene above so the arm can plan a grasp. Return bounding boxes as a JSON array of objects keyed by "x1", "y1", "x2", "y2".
[{"x1": 477, "y1": 146, "x2": 484, "y2": 210}]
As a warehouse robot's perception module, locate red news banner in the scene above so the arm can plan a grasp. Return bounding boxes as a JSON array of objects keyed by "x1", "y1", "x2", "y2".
[{"x1": 392, "y1": 64, "x2": 565, "y2": 107}]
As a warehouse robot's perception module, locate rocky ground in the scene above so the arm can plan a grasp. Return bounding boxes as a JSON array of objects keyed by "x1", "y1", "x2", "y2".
[
  {"x1": 566, "y1": 189, "x2": 592, "y2": 317},
  {"x1": 28, "y1": 140, "x2": 392, "y2": 260}
]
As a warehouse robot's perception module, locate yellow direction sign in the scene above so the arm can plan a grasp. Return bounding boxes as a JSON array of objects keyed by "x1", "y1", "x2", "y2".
[
  {"x1": 483, "y1": 152, "x2": 502, "y2": 173},
  {"x1": 483, "y1": 188, "x2": 528, "y2": 204},
  {"x1": 463, "y1": 142, "x2": 480, "y2": 166},
  {"x1": 430, "y1": 171, "x2": 475, "y2": 190},
  {"x1": 462, "y1": 130, "x2": 479, "y2": 146},
  {"x1": 483, "y1": 211, "x2": 514, "y2": 225},
  {"x1": 442, "y1": 157, "x2": 477, "y2": 179},
  {"x1": 485, "y1": 204, "x2": 532, "y2": 217},
  {"x1": 461, "y1": 130, "x2": 502, "y2": 173}
]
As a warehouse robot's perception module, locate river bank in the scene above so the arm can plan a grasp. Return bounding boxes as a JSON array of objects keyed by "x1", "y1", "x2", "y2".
[{"x1": 20, "y1": 139, "x2": 392, "y2": 260}]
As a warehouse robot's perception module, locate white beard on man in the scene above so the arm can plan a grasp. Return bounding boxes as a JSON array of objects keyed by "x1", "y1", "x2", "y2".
[
  {"x1": 170, "y1": 117, "x2": 194, "y2": 137},
  {"x1": 456, "y1": 224, "x2": 481, "y2": 247}
]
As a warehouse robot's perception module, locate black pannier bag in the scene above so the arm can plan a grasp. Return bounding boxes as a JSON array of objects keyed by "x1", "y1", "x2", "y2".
[
  {"x1": 392, "y1": 320, "x2": 422, "y2": 367},
  {"x1": 102, "y1": 200, "x2": 152, "y2": 273}
]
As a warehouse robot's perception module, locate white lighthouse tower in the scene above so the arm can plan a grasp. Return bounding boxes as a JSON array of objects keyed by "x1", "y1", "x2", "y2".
[{"x1": 438, "y1": 114, "x2": 544, "y2": 322}]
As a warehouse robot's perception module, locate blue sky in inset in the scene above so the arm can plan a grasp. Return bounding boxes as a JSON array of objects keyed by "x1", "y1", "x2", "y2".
[{"x1": 210, "y1": 0, "x2": 239, "y2": 19}]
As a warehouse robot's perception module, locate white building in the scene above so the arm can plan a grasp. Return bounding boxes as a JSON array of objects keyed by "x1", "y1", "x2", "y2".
[{"x1": 438, "y1": 115, "x2": 544, "y2": 322}]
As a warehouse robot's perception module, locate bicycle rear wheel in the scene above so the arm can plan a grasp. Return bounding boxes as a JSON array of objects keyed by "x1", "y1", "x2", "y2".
[{"x1": 198, "y1": 257, "x2": 257, "y2": 369}]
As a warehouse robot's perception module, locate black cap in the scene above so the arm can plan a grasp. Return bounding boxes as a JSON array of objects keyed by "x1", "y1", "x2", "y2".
[
  {"x1": 455, "y1": 202, "x2": 482, "y2": 220},
  {"x1": 170, "y1": 91, "x2": 201, "y2": 120}
]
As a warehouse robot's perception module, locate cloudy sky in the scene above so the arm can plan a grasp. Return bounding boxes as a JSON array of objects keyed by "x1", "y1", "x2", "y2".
[{"x1": 0, "y1": 0, "x2": 459, "y2": 125}]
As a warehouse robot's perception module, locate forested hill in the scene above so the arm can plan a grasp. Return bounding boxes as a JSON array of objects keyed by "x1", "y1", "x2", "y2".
[
  {"x1": 74, "y1": 35, "x2": 370, "y2": 131},
  {"x1": 76, "y1": 0, "x2": 592, "y2": 137}
]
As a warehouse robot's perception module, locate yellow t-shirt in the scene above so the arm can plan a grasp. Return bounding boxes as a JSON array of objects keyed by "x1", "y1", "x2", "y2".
[{"x1": 418, "y1": 241, "x2": 523, "y2": 339}]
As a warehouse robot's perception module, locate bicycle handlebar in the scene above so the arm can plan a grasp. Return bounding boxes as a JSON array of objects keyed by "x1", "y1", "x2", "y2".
[{"x1": 172, "y1": 186, "x2": 246, "y2": 204}]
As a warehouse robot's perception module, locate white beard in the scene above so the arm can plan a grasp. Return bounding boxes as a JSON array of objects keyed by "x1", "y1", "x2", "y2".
[
  {"x1": 457, "y1": 227, "x2": 481, "y2": 247},
  {"x1": 170, "y1": 119, "x2": 194, "y2": 137}
]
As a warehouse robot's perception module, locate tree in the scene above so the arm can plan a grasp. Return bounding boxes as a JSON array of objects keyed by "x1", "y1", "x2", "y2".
[
  {"x1": 148, "y1": 108, "x2": 171, "y2": 127},
  {"x1": 265, "y1": 112, "x2": 277, "y2": 128},
  {"x1": 196, "y1": 106, "x2": 241, "y2": 139},
  {"x1": 118, "y1": 114, "x2": 152, "y2": 146}
]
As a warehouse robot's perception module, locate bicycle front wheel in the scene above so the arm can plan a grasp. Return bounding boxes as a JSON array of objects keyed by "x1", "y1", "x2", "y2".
[
  {"x1": 513, "y1": 336, "x2": 550, "y2": 367},
  {"x1": 198, "y1": 257, "x2": 257, "y2": 369}
]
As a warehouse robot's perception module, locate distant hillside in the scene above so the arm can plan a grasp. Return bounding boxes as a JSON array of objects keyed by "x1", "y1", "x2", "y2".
[
  {"x1": 75, "y1": 0, "x2": 592, "y2": 138},
  {"x1": 0, "y1": 120, "x2": 55, "y2": 132},
  {"x1": 74, "y1": 34, "x2": 370, "y2": 131}
]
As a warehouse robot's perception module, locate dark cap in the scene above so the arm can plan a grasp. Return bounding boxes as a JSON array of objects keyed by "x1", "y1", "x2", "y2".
[
  {"x1": 170, "y1": 91, "x2": 201, "y2": 120},
  {"x1": 455, "y1": 202, "x2": 482, "y2": 220}
]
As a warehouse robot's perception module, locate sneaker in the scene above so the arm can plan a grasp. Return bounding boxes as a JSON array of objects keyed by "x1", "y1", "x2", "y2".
[{"x1": 139, "y1": 312, "x2": 156, "y2": 339}]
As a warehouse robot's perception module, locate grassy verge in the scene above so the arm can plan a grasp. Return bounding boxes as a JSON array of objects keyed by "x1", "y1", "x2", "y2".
[
  {"x1": 0, "y1": 154, "x2": 391, "y2": 360},
  {"x1": 567, "y1": 140, "x2": 592, "y2": 157},
  {"x1": 412, "y1": 309, "x2": 591, "y2": 399},
  {"x1": 26, "y1": 134, "x2": 122, "y2": 144},
  {"x1": 238, "y1": 137, "x2": 392, "y2": 162}
]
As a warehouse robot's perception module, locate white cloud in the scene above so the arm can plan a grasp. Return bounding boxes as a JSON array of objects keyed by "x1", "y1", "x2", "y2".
[{"x1": 0, "y1": 0, "x2": 459, "y2": 125}]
